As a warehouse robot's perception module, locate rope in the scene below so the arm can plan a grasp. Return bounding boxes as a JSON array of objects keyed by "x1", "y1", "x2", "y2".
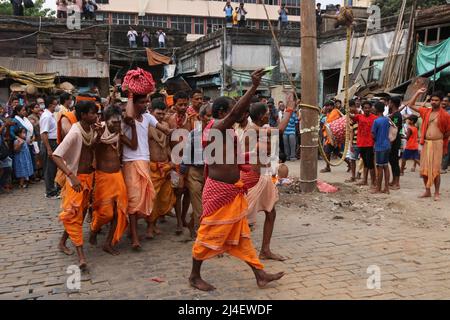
[
  {"x1": 260, "y1": 3, "x2": 354, "y2": 168},
  {"x1": 261, "y1": 3, "x2": 299, "y2": 100}
]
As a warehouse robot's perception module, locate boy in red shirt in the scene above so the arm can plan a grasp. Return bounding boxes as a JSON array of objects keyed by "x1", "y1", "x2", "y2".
[
  {"x1": 401, "y1": 115, "x2": 420, "y2": 174},
  {"x1": 351, "y1": 101, "x2": 378, "y2": 188}
]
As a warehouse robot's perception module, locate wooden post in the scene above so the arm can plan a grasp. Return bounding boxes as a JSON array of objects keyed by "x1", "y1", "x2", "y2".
[{"x1": 300, "y1": 0, "x2": 319, "y2": 193}]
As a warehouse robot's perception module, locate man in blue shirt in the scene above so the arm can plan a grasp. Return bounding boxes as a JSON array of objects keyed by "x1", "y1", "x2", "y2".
[
  {"x1": 371, "y1": 102, "x2": 391, "y2": 194},
  {"x1": 224, "y1": 1, "x2": 234, "y2": 28}
]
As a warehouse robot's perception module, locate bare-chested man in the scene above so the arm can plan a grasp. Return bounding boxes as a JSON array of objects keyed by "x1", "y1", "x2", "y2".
[
  {"x1": 403, "y1": 88, "x2": 450, "y2": 201},
  {"x1": 88, "y1": 106, "x2": 137, "y2": 255},
  {"x1": 190, "y1": 69, "x2": 284, "y2": 291},
  {"x1": 240, "y1": 95, "x2": 294, "y2": 261},
  {"x1": 52, "y1": 101, "x2": 101, "y2": 269},
  {"x1": 147, "y1": 100, "x2": 176, "y2": 238}
]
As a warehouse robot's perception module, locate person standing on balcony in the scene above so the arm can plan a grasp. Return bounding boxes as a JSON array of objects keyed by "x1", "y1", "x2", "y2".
[
  {"x1": 127, "y1": 26, "x2": 138, "y2": 49},
  {"x1": 142, "y1": 29, "x2": 150, "y2": 48},
  {"x1": 223, "y1": 1, "x2": 233, "y2": 28},
  {"x1": 237, "y1": 2, "x2": 247, "y2": 28},
  {"x1": 278, "y1": 3, "x2": 289, "y2": 30},
  {"x1": 156, "y1": 29, "x2": 167, "y2": 48},
  {"x1": 10, "y1": 0, "x2": 24, "y2": 16},
  {"x1": 56, "y1": 0, "x2": 68, "y2": 19}
]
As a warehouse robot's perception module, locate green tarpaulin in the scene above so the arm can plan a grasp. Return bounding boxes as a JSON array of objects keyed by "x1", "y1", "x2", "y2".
[{"x1": 416, "y1": 38, "x2": 450, "y2": 81}]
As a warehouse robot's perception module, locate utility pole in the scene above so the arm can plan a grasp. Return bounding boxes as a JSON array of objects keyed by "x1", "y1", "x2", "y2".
[{"x1": 300, "y1": 0, "x2": 319, "y2": 193}]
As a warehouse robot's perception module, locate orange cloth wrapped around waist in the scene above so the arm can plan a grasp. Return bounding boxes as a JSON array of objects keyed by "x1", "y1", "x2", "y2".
[
  {"x1": 149, "y1": 161, "x2": 176, "y2": 222},
  {"x1": 122, "y1": 160, "x2": 155, "y2": 217},
  {"x1": 192, "y1": 178, "x2": 263, "y2": 270},
  {"x1": 59, "y1": 173, "x2": 94, "y2": 247},
  {"x1": 91, "y1": 170, "x2": 129, "y2": 245}
]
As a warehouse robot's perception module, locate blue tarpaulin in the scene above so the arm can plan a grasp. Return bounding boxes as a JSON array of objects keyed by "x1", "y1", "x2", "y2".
[{"x1": 416, "y1": 38, "x2": 450, "y2": 81}]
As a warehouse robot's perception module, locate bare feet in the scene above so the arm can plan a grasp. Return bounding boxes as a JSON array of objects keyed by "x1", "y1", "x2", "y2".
[
  {"x1": 189, "y1": 276, "x2": 216, "y2": 291},
  {"x1": 419, "y1": 191, "x2": 432, "y2": 198},
  {"x1": 259, "y1": 251, "x2": 286, "y2": 261},
  {"x1": 103, "y1": 244, "x2": 120, "y2": 256},
  {"x1": 154, "y1": 225, "x2": 162, "y2": 235},
  {"x1": 132, "y1": 242, "x2": 142, "y2": 251},
  {"x1": 255, "y1": 270, "x2": 285, "y2": 288},
  {"x1": 356, "y1": 181, "x2": 368, "y2": 186},
  {"x1": 175, "y1": 226, "x2": 183, "y2": 236},
  {"x1": 390, "y1": 185, "x2": 400, "y2": 190},
  {"x1": 320, "y1": 167, "x2": 331, "y2": 173},
  {"x1": 434, "y1": 193, "x2": 440, "y2": 201},
  {"x1": 79, "y1": 259, "x2": 87, "y2": 271},
  {"x1": 88, "y1": 232, "x2": 98, "y2": 245},
  {"x1": 381, "y1": 189, "x2": 390, "y2": 194},
  {"x1": 58, "y1": 243, "x2": 74, "y2": 256},
  {"x1": 145, "y1": 229, "x2": 154, "y2": 240}
]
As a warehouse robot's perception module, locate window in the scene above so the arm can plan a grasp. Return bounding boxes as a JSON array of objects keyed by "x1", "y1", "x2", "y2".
[
  {"x1": 247, "y1": 20, "x2": 258, "y2": 30},
  {"x1": 138, "y1": 15, "x2": 168, "y2": 28},
  {"x1": 207, "y1": 18, "x2": 224, "y2": 34},
  {"x1": 96, "y1": 0, "x2": 109, "y2": 4},
  {"x1": 112, "y1": 13, "x2": 135, "y2": 25},
  {"x1": 170, "y1": 16, "x2": 192, "y2": 34},
  {"x1": 194, "y1": 17, "x2": 205, "y2": 35},
  {"x1": 368, "y1": 60, "x2": 384, "y2": 82}
]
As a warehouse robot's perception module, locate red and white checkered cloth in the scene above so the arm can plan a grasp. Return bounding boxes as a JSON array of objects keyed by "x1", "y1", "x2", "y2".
[
  {"x1": 122, "y1": 68, "x2": 155, "y2": 95},
  {"x1": 201, "y1": 177, "x2": 247, "y2": 219}
]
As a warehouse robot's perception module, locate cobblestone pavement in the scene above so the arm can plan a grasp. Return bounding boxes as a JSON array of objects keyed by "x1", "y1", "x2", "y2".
[{"x1": 1, "y1": 161, "x2": 450, "y2": 300}]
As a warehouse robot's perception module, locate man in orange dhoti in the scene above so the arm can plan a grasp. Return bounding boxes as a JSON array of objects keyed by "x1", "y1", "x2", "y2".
[
  {"x1": 89, "y1": 106, "x2": 137, "y2": 255},
  {"x1": 122, "y1": 94, "x2": 172, "y2": 249},
  {"x1": 405, "y1": 89, "x2": 450, "y2": 201},
  {"x1": 240, "y1": 101, "x2": 293, "y2": 261},
  {"x1": 52, "y1": 101, "x2": 99, "y2": 269},
  {"x1": 190, "y1": 69, "x2": 284, "y2": 291},
  {"x1": 148, "y1": 101, "x2": 176, "y2": 237}
]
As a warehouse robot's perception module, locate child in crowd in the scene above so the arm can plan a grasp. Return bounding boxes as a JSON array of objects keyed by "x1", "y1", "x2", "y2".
[
  {"x1": 13, "y1": 128, "x2": 34, "y2": 188},
  {"x1": 372, "y1": 102, "x2": 391, "y2": 194},
  {"x1": 401, "y1": 115, "x2": 420, "y2": 174}
]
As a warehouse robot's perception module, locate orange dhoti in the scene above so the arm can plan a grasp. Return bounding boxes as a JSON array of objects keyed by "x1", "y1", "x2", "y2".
[
  {"x1": 192, "y1": 178, "x2": 264, "y2": 270},
  {"x1": 122, "y1": 160, "x2": 155, "y2": 218},
  {"x1": 149, "y1": 161, "x2": 176, "y2": 223},
  {"x1": 91, "y1": 171, "x2": 128, "y2": 245},
  {"x1": 420, "y1": 140, "x2": 443, "y2": 188},
  {"x1": 59, "y1": 173, "x2": 94, "y2": 247},
  {"x1": 245, "y1": 174, "x2": 279, "y2": 225}
]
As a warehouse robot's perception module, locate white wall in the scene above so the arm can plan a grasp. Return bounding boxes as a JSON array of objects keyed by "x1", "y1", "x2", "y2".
[{"x1": 232, "y1": 45, "x2": 271, "y2": 70}]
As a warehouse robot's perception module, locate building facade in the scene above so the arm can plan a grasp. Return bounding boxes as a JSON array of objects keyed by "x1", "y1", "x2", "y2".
[{"x1": 95, "y1": 0, "x2": 301, "y2": 41}]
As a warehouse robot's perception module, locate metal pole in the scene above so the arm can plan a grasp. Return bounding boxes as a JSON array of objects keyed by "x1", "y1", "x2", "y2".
[{"x1": 300, "y1": 0, "x2": 319, "y2": 193}]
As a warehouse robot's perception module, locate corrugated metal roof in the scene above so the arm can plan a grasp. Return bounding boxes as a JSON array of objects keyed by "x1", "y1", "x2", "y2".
[{"x1": 0, "y1": 57, "x2": 109, "y2": 78}]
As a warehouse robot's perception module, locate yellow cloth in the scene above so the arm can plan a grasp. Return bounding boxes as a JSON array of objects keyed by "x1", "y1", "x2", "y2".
[
  {"x1": 420, "y1": 139, "x2": 443, "y2": 188},
  {"x1": 59, "y1": 173, "x2": 94, "y2": 247},
  {"x1": 91, "y1": 171, "x2": 128, "y2": 245},
  {"x1": 149, "y1": 162, "x2": 176, "y2": 222},
  {"x1": 192, "y1": 181, "x2": 264, "y2": 270}
]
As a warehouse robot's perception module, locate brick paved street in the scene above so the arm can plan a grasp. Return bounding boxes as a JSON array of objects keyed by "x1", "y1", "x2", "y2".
[{"x1": 1, "y1": 160, "x2": 450, "y2": 300}]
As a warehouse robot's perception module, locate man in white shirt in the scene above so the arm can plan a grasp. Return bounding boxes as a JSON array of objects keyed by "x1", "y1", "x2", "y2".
[
  {"x1": 127, "y1": 27, "x2": 138, "y2": 49},
  {"x1": 40, "y1": 96, "x2": 59, "y2": 199},
  {"x1": 156, "y1": 29, "x2": 166, "y2": 48},
  {"x1": 122, "y1": 93, "x2": 172, "y2": 250}
]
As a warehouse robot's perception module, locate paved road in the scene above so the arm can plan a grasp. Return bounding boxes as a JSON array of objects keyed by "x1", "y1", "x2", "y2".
[{"x1": 1, "y1": 161, "x2": 450, "y2": 300}]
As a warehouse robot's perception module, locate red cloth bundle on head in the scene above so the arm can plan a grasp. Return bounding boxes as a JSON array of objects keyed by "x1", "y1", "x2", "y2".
[{"x1": 122, "y1": 68, "x2": 155, "y2": 95}]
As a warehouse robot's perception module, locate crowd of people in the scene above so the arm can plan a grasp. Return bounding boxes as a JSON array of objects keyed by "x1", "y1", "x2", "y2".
[
  {"x1": 320, "y1": 91, "x2": 450, "y2": 198},
  {"x1": 127, "y1": 27, "x2": 166, "y2": 49},
  {"x1": 0, "y1": 66, "x2": 449, "y2": 291}
]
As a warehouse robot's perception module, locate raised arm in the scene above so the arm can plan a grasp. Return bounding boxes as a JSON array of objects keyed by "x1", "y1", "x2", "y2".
[
  {"x1": 277, "y1": 92, "x2": 296, "y2": 133},
  {"x1": 216, "y1": 69, "x2": 265, "y2": 131},
  {"x1": 403, "y1": 88, "x2": 427, "y2": 113}
]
